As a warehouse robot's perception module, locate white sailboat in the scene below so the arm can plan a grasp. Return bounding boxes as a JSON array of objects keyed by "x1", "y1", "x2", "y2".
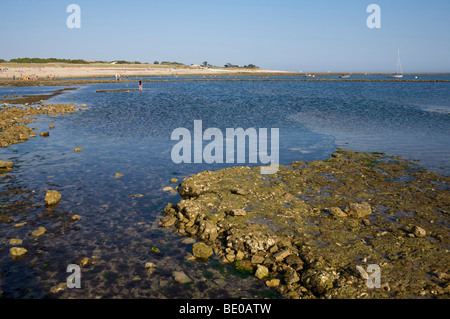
[{"x1": 392, "y1": 49, "x2": 403, "y2": 78}]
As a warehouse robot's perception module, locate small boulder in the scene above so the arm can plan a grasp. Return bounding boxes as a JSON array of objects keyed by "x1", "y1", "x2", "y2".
[
  {"x1": 172, "y1": 271, "x2": 192, "y2": 284},
  {"x1": 328, "y1": 207, "x2": 347, "y2": 217},
  {"x1": 144, "y1": 262, "x2": 156, "y2": 269},
  {"x1": 266, "y1": 278, "x2": 280, "y2": 288},
  {"x1": 31, "y1": 226, "x2": 46, "y2": 237},
  {"x1": 231, "y1": 188, "x2": 249, "y2": 196},
  {"x1": 9, "y1": 238, "x2": 23, "y2": 245},
  {"x1": 273, "y1": 249, "x2": 291, "y2": 262},
  {"x1": 228, "y1": 209, "x2": 246, "y2": 217},
  {"x1": 192, "y1": 242, "x2": 214, "y2": 259},
  {"x1": 49, "y1": 283, "x2": 66, "y2": 294},
  {"x1": 284, "y1": 268, "x2": 300, "y2": 285},
  {"x1": 344, "y1": 202, "x2": 372, "y2": 218},
  {"x1": 39, "y1": 132, "x2": 49, "y2": 137},
  {"x1": 79, "y1": 257, "x2": 91, "y2": 268},
  {"x1": 0, "y1": 161, "x2": 13, "y2": 169},
  {"x1": 45, "y1": 190, "x2": 61, "y2": 206},
  {"x1": 255, "y1": 265, "x2": 269, "y2": 280},
  {"x1": 413, "y1": 226, "x2": 427, "y2": 238},
  {"x1": 10, "y1": 247, "x2": 27, "y2": 258},
  {"x1": 160, "y1": 215, "x2": 177, "y2": 227},
  {"x1": 251, "y1": 255, "x2": 265, "y2": 264}
]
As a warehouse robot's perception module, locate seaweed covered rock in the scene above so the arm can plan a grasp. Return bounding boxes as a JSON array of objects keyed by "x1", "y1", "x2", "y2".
[
  {"x1": 160, "y1": 149, "x2": 450, "y2": 299},
  {"x1": 0, "y1": 161, "x2": 13, "y2": 170}
]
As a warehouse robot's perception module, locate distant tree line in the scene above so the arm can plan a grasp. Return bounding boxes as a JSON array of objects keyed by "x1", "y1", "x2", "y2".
[
  {"x1": 224, "y1": 62, "x2": 259, "y2": 69},
  {"x1": 160, "y1": 61, "x2": 185, "y2": 66},
  {"x1": 0, "y1": 58, "x2": 260, "y2": 69},
  {"x1": 7, "y1": 57, "x2": 90, "y2": 64},
  {"x1": 113, "y1": 60, "x2": 142, "y2": 64},
  {"x1": 0, "y1": 58, "x2": 144, "y2": 64}
]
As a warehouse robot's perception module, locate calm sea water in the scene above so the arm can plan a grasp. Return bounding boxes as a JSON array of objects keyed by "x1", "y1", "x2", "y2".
[{"x1": 0, "y1": 76, "x2": 449, "y2": 298}]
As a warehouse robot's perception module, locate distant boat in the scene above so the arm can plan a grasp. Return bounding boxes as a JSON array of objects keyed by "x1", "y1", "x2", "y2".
[
  {"x1": 304, "y1": 73, "x2": 315, "y2": 78},
  {"x1": 339, "y1": 74, "x2": 351, "y2": 79},
  {"x1": 392, "y1": 49, "x2": 403, "y2": 78}
]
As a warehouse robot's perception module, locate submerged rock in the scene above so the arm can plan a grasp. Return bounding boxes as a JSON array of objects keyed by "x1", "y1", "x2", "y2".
[
  {"x1": 79, "y1": 257, "x2": 91, "y2": 268},
  {"x1": 45, "y1": 190, "x2": 61, "y2": 206},
  {"x1": 49, "y1": 282, "x2": 66, "y2": 294},
  {"x1": 9, "y1": 239, "x2": 23, "y2": 245},
  {"x1": 31, "y1": 226, "x2": 46, "y2": 237},
  {"x1": 144, "y1": 262, "x2": 156, "y2": 269},
  {"x1": 0, "y1": 161, "x2": 13, "y2": 169},
  {"x1": 172, "y1": 271, "x2": 192, "y2": 284},
  {"x1": 10, "y1": 247, "x2": 27, "y2": 258},
  {"x1": 192, "y1": 242, "x2": 214, "y2": 259}
]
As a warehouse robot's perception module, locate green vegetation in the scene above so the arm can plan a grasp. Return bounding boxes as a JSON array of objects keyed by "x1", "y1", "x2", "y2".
[
  {"x1": 243, "y1": 64, "x2": 259, "y2": 69},
  {"x1": 9, "y1": 57, "x2": 90, "y2": 64},
  {"x1": 114, "y1": 60, "x2": 142, "y2": 64},
  {"x1": 224, "y1": 62, "x2": 259, "y2": 69},
  {"x1": 160, "y1": 61, "x2": 186, "y2": 66}
]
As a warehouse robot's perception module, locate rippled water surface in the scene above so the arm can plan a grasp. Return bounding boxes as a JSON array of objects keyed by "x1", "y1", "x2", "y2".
[{"x1": 0, "y1": 76, "x2": 449, "y2": 298}]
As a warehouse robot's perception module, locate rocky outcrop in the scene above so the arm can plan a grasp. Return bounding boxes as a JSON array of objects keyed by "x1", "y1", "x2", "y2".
[
  {"x1": 0, "y1": 102, "x2": 81, "y2": 148},
  {"x1": 160, "y1": 149, "x2": 450, "y2": 299}
]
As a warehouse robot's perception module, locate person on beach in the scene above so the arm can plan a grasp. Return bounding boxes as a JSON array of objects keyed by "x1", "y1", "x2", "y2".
[{"x1": 138, "y1": 79, "x2": 143, "y2": 91}]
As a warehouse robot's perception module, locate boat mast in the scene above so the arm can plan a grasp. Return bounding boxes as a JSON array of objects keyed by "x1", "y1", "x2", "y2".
[{"x1": 397, "y1": 49, "x2": 403, "y2": 74}]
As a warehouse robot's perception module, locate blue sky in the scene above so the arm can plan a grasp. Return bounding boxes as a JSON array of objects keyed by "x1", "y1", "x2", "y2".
[{"x1": 0, "y1": 0, "x2": 449, "y2": 72}]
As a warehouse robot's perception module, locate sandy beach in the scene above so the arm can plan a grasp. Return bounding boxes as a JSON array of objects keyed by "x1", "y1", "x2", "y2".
[{"x1": 0, "y1": 63, "x2": 291, "y2": 80}]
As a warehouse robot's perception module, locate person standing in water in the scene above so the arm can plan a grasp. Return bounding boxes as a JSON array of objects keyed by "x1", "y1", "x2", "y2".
[{"x1": 138, "y1": 79, "x2": 143, "y2": 91}]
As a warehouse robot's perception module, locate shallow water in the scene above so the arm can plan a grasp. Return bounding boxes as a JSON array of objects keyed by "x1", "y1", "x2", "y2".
[{"x1": 0, "y1": 77, "x2": 449, "y2": 298}]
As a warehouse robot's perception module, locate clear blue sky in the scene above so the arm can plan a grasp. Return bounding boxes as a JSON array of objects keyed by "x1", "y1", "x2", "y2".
[{"x1": 0, "y1": 0, "x2": 449, "y2": 72}]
